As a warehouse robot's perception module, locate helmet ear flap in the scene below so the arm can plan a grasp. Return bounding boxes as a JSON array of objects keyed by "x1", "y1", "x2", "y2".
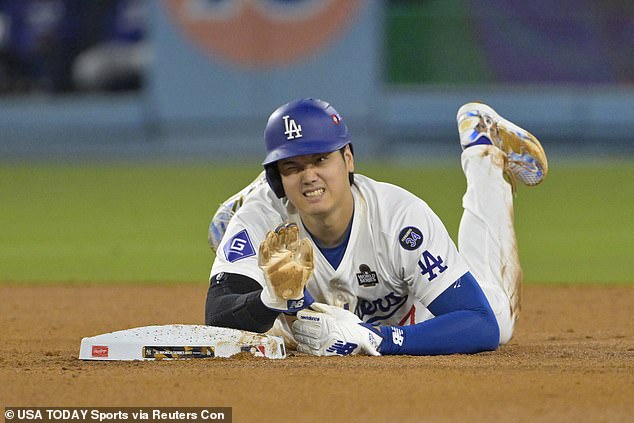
[{"x1": 265, "y1": 165, "x2": 285, "y2": 198}]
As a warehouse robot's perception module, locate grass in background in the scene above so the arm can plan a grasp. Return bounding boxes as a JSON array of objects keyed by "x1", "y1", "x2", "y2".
[
  {"x1": 1, "y1": 161, "x2": 632, "y2": 284},
  {"x1": 0, "y1": 164, "x2": 261, "y2": 283}
]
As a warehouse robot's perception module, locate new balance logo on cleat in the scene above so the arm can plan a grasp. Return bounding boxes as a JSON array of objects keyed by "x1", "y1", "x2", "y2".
[
  {"x1": 283, "y1": 115, "x2": 303, "y2": 140},
  {"x1": 326, "y1": 341, "x2": 358, "y2": 355}
]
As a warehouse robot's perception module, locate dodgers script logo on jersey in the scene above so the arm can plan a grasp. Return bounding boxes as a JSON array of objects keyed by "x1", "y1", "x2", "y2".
[
  {"x1": 355, "y1": 292, "x2": 408, "y2": 325},
  {"x1": 223, "y1": 229, "x2": 255, "y2": 262}
]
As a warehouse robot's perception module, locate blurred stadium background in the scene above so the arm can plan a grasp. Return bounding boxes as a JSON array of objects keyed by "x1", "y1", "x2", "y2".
[{"x1": 0, "y1": 0, "x2": 632, "y2": 284}]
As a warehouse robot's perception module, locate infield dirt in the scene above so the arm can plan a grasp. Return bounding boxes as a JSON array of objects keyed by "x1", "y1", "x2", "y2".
[{"x1": 1, "y1": 284, "x2": 632, "y2": 423}]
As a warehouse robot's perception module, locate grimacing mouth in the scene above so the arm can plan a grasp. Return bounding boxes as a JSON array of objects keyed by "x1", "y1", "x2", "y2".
[{"x1": 303, "y1": 187, "x2": 325, "y2": 197}]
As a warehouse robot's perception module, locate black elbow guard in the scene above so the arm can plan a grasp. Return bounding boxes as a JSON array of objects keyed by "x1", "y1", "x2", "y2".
[{"x1": 205, "y1": 272, "x2": 279, "y2": 333}]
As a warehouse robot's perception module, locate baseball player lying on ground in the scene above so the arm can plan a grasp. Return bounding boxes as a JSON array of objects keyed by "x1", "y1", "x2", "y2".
[{"x1": 205, "y1": 98, "x2": 548, "y2": 356}]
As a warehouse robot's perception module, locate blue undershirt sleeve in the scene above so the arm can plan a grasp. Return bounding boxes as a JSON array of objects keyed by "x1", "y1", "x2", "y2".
[{"x1": 378, "y1": 271, "x2": 500, "y2": 355}]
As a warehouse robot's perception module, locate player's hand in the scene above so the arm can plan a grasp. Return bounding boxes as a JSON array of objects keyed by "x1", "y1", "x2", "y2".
[
  {"x1": 292, "y1": 303, "x2": 384, "y2": 356},
  {"x1": 258, "y1": 223, "x2": 315, "y2": 312}
]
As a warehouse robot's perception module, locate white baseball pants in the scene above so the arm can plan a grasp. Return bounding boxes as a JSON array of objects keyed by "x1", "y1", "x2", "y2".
[{"x1": 458, "y1": 145, "x2": 522, "y2": 345}]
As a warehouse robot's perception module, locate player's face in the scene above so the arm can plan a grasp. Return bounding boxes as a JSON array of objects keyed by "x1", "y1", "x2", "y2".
[{"x1": 278, "y1": 146, "x2": 354, "y2": 219}]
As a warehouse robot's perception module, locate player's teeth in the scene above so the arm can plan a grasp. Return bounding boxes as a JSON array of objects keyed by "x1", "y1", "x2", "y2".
[{"x1": 305, "y1": 188, "x2": 324, "y2": 197}]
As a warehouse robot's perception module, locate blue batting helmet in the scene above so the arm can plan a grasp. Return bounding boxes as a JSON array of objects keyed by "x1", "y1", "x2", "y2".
[{"x1": 262, "y1": 98, "x2": 350, "y2": 166}]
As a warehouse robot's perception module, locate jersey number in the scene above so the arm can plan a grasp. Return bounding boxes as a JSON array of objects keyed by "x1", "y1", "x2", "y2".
[{"x1": 417, "y1": 250, "x2": 448, "y2": 281}]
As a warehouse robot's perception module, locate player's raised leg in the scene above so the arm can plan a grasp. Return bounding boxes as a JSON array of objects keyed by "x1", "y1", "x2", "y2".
[{"x1": 455, "y1": 102, "x2": 548, "y2": 344}]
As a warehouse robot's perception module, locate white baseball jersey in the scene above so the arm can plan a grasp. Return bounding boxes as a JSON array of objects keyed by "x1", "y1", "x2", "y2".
[{"x1": 210, "y1": 174, "x2": 470, "y2": 328}]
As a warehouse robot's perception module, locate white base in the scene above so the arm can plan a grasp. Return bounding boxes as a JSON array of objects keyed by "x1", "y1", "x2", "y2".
[{"x1": 79, "y1": 324, "x2": 286, "y2": 360}]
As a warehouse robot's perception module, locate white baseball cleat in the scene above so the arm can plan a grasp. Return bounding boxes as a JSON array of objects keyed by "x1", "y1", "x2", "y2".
[{"x1": 457, "y1": 102, "x2": 548, "y2": 187}]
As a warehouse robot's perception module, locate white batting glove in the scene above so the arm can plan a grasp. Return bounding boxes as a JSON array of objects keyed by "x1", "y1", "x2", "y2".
[{"x1": 292, "y1": 303, "x2": 384, "y2": 356}]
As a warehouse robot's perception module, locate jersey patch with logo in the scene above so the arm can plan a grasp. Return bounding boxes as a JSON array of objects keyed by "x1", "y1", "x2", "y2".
[
  {"x1": 223, "y1": 229, "x2": 256, "y2": 263},
  {"x1": 398, "y1": 226, "x2": 424, "y2": 250},
  {"x1": 356, "y1": 264, "x2": 378, "y2": 287}
]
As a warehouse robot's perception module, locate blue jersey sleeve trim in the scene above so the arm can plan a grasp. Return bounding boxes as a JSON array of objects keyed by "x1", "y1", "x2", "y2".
[{"x1": 379, "y1": 272, "x2": 500, "y2": 355}]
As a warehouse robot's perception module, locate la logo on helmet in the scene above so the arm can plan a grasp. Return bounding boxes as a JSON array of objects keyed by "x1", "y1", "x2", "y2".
[{"x1": 283, "y1": 115, "x2": 303, "y2": 140}]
